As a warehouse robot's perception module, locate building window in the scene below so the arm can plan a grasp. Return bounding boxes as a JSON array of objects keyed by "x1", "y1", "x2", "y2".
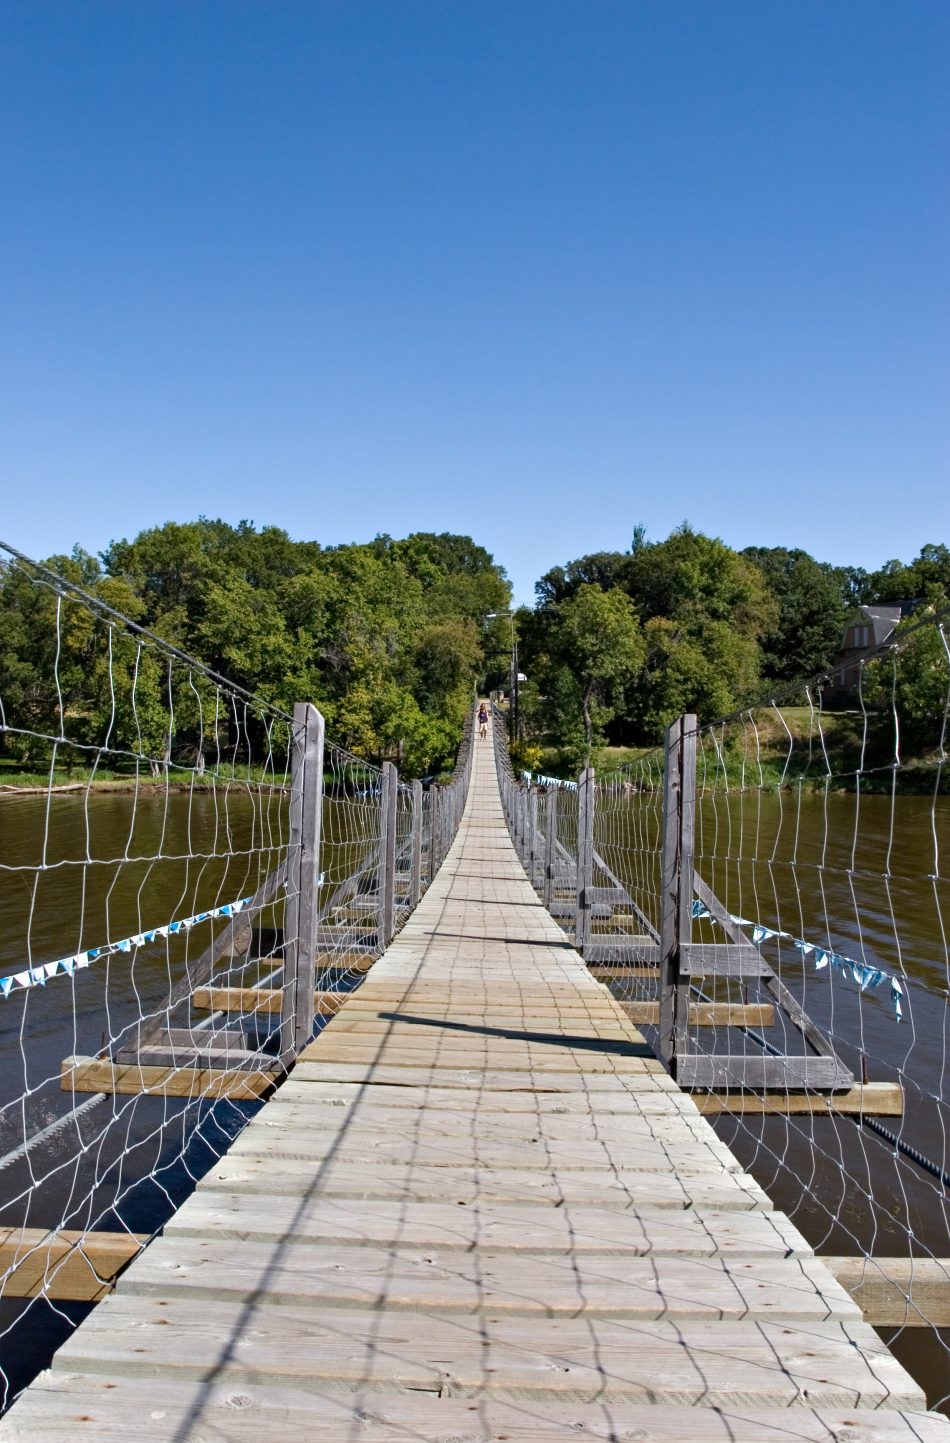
[{"x1": 852, "y1": 625, "x2": 869, "y2": 649}]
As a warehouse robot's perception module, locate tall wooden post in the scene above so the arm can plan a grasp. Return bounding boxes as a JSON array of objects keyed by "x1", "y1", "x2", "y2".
[
  {"x1": 575, "y1": 767, "x2": 595, "y2": 955},
  {"x1": 658, "y1": 714, "x2": 696, "y2": 1072},
  {"x1": 281, "y1": 702, "x2": 324, "y2": 1061},
  {"x1": 527, "y1": 786, "x2": 538, "y2": 883},
  {"x1": 430, "y1": 786, "x2": 441, "y2": 875},
  {"x1": 410, "y1": 778, "x2": 423, "y2": 907},
  {"x1": 543, "y1": 787, "x2": 557, "y2": 910},
  {"x1": 379, "y1": 761, "x2": 398, "y2": 949}
]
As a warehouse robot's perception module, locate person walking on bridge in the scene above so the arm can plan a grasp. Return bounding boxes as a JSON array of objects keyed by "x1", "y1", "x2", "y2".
[{"x1": 478, "y1": 702, "x2": 489, "y2": 739}]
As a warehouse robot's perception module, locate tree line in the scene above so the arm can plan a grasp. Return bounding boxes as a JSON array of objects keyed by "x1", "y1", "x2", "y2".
[
  {"x1": 515, "y1": 528, "x2": 950, "y2": 767},
  {"x1": 0, "y1": 520, "x2": 511, "y2": 777},
  {"x1": 2, "y1": 518, "x2": 947, "y2": 780}
]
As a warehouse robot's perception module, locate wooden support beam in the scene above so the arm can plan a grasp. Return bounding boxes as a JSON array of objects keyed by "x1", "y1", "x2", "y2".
[
  {"x1": 692, "y1": 1083, "x2": 903, "y2": 1116},
  {"x1": 0, "y1": 1227, "x2": 145, "y2": 1301},
  {"x1": 193, "y1": 987, "x2": 351, "y2": 1015},
  {"x1": 61, "y1": 1055, "x2": 277, "y2": 1100},
  {"x1": 588, "y1": 965, "x2": 659, "y2": 980},
  {"x1": 824, "y1": 1257, "x2": 950, "y2": 1327},
  {"x1": 617, "y1": 1001, "x2": 775, "y2": 1027}
]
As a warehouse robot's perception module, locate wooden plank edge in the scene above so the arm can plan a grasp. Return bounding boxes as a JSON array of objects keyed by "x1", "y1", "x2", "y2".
[
  {"x1": 61, "y1": 1055, "x2": 278, "y2": 1100},
  {"x1": 0, "y1": 1228, "x2": 146, "y2": 1302},
  {"x1": 692, "y1": 1083, "x2": 903, "y2": 1116},
  {"x1": 824, "y1": 1256, "x2": 950, "y2": 1327}
]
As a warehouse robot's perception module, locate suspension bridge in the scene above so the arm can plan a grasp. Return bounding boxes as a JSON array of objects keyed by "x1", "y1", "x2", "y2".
[
  {"x1": 1, "y1": 542, "x2": 950, "y2": 1438},
  {"x1": 0, "y1": 710, "x2": 945, "y2": 1440}
]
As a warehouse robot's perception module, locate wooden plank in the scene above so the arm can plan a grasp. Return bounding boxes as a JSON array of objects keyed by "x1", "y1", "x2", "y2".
[
  {"x1": 51, "y1": 1298, "x2": 926, "y2": 1407},
  {"x1": 584, "y1": 944, "x2": 660, "y2": 965},
  {"x1": 825, "y1": 1256, "x2": 950, "y2": 1327},
  {"x1": 119, "y1": 1234, "x2": 858, "y2": 1321},
  {"x1": 251, "y1": 1102, "x2": 729, "y2": 1147},
  {"x1": 291, "y1": 1060, "x2": 675, "y2": 1090},
  {"x1": 679, "y1": 942, "x2": 770, "y2": 977},
  {"x1": 227, "y1": 1125, "x2": 745, "y2": 1175},
  {"x1": 0, "y1": 1228, "x2": 145, "y2": 1302},
  {"x1": 678, "y1": 1054, "x2": 856, "y2": 1090},
  {"x1": 13, "y1": 1377, "x2": 950, "y2": 1443},
  {"x1": 198, "y1": 1155, "x2": 772, "y2": 1211},
  {"x1": 163, "y1": 1194, "x2": 805, "y2": 1254},
  {"x1": 617, "y1": 1001, "x2": 776, "y2": 1026},
  {"x1": 587, "y1": 960, "x2": 659, "y2": 974},
  {"x1": 192, "y1": 987, "x2": 350, "y2": 1015},
  {"x1": 268, "y1": 1077, "x2": 698, "y2": 1113},
  {"x1": 693, "y1": 1083, "x2": 904, "y2": 1116},
  {"x1": 61, "y1": 1055, "x2": 277, "y2": 1100}
]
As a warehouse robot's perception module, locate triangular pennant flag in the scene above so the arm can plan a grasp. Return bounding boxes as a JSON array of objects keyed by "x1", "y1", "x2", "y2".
[
  {"x1": 0, "y1": 977, "x2": 13, "y2": 998},
  {"x1": 13, "y1": 972, "x2": 31, "y2": 990},
  {"x1": 43, "y1": 961, "x2": 60, "y2": 979}
]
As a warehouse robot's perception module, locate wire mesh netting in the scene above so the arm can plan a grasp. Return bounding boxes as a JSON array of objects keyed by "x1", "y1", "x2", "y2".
[
  {"x1": 496, "y1": 609, "x2": 950, "y2": 1410},
  {"x1": 0, "y1": 541, "x2": 474, "y2": 1408}
]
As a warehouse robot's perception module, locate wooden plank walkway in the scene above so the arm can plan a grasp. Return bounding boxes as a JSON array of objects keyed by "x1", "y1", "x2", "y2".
[{"x1": 4, "y1": 724, "x2": 950, "y2": 1441}]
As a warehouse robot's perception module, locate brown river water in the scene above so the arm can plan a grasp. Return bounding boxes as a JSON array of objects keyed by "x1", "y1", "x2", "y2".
[{"x1": 0, "y1": 788, "x2": 948, "y2": 1408}]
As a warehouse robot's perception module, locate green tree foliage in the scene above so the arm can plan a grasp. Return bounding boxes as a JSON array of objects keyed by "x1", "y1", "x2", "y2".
[
  {"x1": 538, "y1": 585, "x2": 644, "y2": 764},
  {"x1": 741, "y1": 546, "x2": 850, "y2": 683},
  {"x1": 1, "y1": 521, "x2": 510, "y2": 778},
  {"x1": 863, "y1": 606, "x2": 950, "y2": 755}
]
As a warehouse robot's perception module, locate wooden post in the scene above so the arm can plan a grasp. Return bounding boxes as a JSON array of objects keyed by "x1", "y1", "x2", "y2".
[
  {"x1": 430, "y1": 786, "x2": 441, "y2": 875},
  {"x1": 658, "y1": 714, "x2": 696, "y2": 1072},
  {"x1": 527, "y1": 785, "x2": 538, "y2": 883},
  {"x1": 281, "y1": 702, "x2": 324, "y2": 1061},
  {"x1": 543, "y1": 787, "x2": 557, "y2": 910},
  {"x1": 379, "y1": 761, "x2": 398, "y2": 948},
  {"x1": 410, "y1": 778, "x2": 423, "y2": 907},
  {"x1": 575, "y1": 767, "x2": 594, "y2": 956}
]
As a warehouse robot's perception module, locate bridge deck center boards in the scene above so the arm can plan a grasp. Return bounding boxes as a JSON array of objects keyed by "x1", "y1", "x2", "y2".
[{"x1": 3, "y1": 718, "x2": 948, "y2": 1442}]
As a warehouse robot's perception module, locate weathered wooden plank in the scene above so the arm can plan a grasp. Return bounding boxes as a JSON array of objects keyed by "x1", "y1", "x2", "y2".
[
  {"x1": 119, "y1": 1234, "x2": 858, "y2": 1321},
  {"x1": 693, "y1": 1083, "x2": 904, "y2": 1116},
  {"x1": 163, "y1": 1194, "x2": 808, "y2": 1255},
  {"x1": 193, "y1": 987, "x2": 351, "y2": 1014},
  {"x1": 228, "y1": 1120, "x2": 747, "y2": 1173},
  {"x1": 298, "y1": 1042, "x2": 658, "y2": 1072},
  {"x1": 198, "y1": 1155, "x2": 772, "y2": 1211},
  {"x1": 584, "y1": 943, "x2": 661, "y2": 965},
  {"x1": 678, "y1": 1054, "x2": 856, "y2": 1090},
  {"x1": 249, "y1": 1102, "x2": 731, "y2": 1150},
  {"x1": 617, "y1": 1001, "x2": 776, "y2": 1026},
  {"x1": 679, "y1": 943, "x2": 771, "y2": 977},
  {"x1": 826, "y1": 1256, "x2": 950, "y2": 1326},
  {"x1": 51, "y1": 1298, "x2": 926, "y2": 1406},
  {"x1": 0, "y1": 1229, "x2": 144, "y2": 1302},
  {"x1": 61, "y1": 1055, "x2": 277, "y2": 1100},
  {"x1": 12, "y1": 1377, "x2": 950, "y2": 1443},
  {"x1": 291, "y1": 1060, "x2": 675, "y2": 1090},
  {"x1": 268, "y1": 1078, "x2": 698, "y2": 1113}
]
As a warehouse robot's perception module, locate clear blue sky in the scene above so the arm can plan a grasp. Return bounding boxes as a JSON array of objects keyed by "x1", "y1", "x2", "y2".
[{"x1": 2, "y1": 1, "x2": 947, "y2": 605}]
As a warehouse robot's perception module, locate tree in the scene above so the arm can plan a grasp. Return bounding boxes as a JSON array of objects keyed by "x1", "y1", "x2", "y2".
[
  {"x1": 741, "y1": 546, "x2": 851, "y2": 683},
  {"x1": 555, "y1": 585, "x2": 645, "y2": 761}
]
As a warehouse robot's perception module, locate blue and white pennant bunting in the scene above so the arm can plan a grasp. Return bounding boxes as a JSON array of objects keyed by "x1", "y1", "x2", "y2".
[
  {"x1": 0, "y1": 895, "x2": 255, "y2": 1000},
  {"x1": 690, "y1": 899, "x2": 905, "y2": 1019}
]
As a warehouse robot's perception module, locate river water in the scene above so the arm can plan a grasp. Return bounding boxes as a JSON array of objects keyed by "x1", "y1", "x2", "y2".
[{"x1": 1, "y1": 787, "x2": 949, "y2": 1407}]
